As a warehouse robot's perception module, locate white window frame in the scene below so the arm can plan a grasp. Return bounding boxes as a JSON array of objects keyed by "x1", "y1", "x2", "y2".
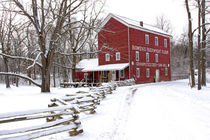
[
  {"x1": 165, "y1": 68, "x2": 168, "y2": 76},
  {"x1": 136, "y1": 51, "x2": 139, "y2": 61},
  {"x1": 164, "y1": 39, "x2": 167, "y2": 48},
  {"x1": 146, "y1": 68, "x2": 150, "y2": 78},
  {"x1": 105, "y1": 53, "x2": 110, "y2": 61},
  {"x1": 155, "y1": 37, "x2": 158, "y2": 46},
  {"x1": 145, "y1": 34, "x2": 149, "y2": 44},
  {"x1": 146, "y1": 53, "x2": 149, "y2": 62},
  {"x1": 116, "y1": 52, "x2": 120, "y2": 61},
  {"x1": 136, "y1": 68, "x2": 140, "y2": 78},
  {"x1": 155, "y1": 54, "x2": 158, "y2": 63},
  {"x1": 84, "y1": 73, "x2": 88, "y2": 79},
  {"x1": 120, "y1": 70, "x2": 124, "y2": 78}
]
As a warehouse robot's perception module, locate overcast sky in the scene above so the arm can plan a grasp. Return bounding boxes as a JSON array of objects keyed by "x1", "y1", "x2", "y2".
[{"x1": 105, "y1": 0, "x2": 190, "y2": 37}]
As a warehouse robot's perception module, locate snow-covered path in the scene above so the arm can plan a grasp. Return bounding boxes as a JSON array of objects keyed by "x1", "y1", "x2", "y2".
[
  {"x1": 69, "y1": 80, "x2": 210, "y2": 140},
  {"x1": 68, "y1": 86, "x2": 137, "y2": 140},
  {"x1": 126, "y1": 80, "x2": 210, "y2": 140}
]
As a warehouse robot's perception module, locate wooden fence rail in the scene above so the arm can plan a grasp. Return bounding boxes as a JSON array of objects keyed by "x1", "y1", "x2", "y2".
[{"x1": 0, "y1": 105, "x2": 83, "y2": 140}]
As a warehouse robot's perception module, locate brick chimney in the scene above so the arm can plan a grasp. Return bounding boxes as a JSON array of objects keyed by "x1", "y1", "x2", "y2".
[{"x1": 140, "y1": 21, "x2": 143, "y2": 27}]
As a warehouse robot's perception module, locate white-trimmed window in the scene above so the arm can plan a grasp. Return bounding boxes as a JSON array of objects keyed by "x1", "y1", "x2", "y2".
[
  {"x1": 136, "y1": 68, "x2": 140, "y2": 78},
  {"x1": 155, "y1": 54, "x2": 158, "y2": 63},
  {"x1": 146, "y1": 53, "x2": 149, "y2": 62},
  {"x1": 116, "y1": 52, "x2": 120, "y2": 61},
  {"x1": 105, "y1": 53, "x2": 110, "y2": 61},
  {"x1": 120, "y1": 70, "x2": 124, "y2": 78},
  {"x1": 155, "y1": 37, "x2": 158, "y2": 46},
  {"x1": 84, "y1": 73, "x2": 88, "y2": 79},
  {"x1": 146, "y1": 68, "x2": 150, "y2": 78},
  {"x1": 165, "y1": 68, "x2": 168, "y2": 76},
  {"x1": 136, "y1": 51, "x2": 139, "y2": 61},
  {"x1": 164, "y1": 39, "x2": 167, "y2": 48},
  {"x1": 145, "y1": 34, "x2": 149, "y2": 44}
]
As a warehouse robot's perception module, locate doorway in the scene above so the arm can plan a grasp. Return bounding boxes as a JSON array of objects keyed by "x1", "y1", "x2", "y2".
[{"x1": 155, "y1": 69, "x2": 160, "y2": 82}]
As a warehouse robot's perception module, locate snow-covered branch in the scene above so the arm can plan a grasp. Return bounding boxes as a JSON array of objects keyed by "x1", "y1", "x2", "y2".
[
  {"x1": 0, "y1": 72, "x2": 41, "y2": 87},
  {"x1": 27, "y1": 52, "x2": 42, "y2": 70},
  {"x1": 0, "y1": 52, "x2": 42, "y2": 68}
]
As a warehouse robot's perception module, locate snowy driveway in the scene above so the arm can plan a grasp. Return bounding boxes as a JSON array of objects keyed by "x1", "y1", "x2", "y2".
[{"x1": 68, "y1": 80, "x2": 210, "y2": 140}]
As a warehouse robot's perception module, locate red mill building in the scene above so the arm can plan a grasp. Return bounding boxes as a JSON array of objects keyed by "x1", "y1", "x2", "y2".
[{"x1": 76, "y1": 13, "x2": 172, "y2": 84}]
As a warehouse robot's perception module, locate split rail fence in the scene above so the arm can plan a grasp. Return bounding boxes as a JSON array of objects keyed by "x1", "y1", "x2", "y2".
[{"x1": 0, "y1": 79, "x2": 134, "y2": 139}]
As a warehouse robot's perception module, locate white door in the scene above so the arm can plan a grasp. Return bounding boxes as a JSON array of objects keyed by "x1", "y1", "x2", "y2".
[
  {"x1": 111, "y1": 71, "x2": 116, "y2": 81},
  {"x1": 156, "y1": 69, "x2": 160, "y2": 82}
]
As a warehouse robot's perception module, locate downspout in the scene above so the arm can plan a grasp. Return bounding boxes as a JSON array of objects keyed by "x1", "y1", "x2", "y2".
[{"x1": 128, "y1": 27, "x2": 131, "y2": 79}]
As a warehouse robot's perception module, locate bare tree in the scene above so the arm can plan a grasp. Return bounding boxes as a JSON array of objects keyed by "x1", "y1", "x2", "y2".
[
  {"x1": 1, "y1": 0, "x2": 86, "y2": 92},
  {"x1": 185, "y1": 0, "x2": 195, "y2": 88},
  {"x1": 155, "y1": 14, "x2": 173, "y2": 34},
  {"x1": 0, "y1": 8, "x2": 16, "y2": 88},
  {"x1": 197, "y1": 0, "x2": 202, "y2": 90}
]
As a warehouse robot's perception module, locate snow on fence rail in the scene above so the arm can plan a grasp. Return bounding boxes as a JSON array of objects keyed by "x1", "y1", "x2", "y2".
[
  {"x1": 51, "y1": 79, "x2": 135, "y2": 115},
  {"x1": 0, "y1": 105, "x2": 83, "y2": 140}
]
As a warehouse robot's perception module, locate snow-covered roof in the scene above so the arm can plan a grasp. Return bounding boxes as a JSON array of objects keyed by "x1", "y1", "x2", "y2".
[
  {"x1": 99, "y1": 13, "x2": 171, "y2": 38},
  {"x1": 82, "y1": 63, "x2": 129, "y2": 72},
  {"x1": 76, "y1": 58, "x2": 98, "y2": 69},
  {"x1": 76, "y1": 58, "x2": 129, "y2": 72}
]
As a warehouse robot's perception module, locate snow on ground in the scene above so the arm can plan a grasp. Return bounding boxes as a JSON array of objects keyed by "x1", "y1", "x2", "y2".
[
  {"x1": 0, "y1": 85, "x2": 89, "y2": 113},
  {"x1": 0, "y1": 79, "x2": 210, "y2": 140}
]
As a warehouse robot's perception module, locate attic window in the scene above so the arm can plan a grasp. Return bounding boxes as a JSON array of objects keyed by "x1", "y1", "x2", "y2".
[{"x1": 105, "y1": 53, "x2": 110, "y2": 61}]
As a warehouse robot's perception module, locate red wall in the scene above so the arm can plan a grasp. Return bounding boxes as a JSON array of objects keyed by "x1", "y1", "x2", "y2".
[
  {"x1": 98, "y1": 17, "x2": 129, "y2": 66},
  {"x1": 129, "y1": 28, "x2": 171, "y2": 83},
  {"x1": 79, "y1": 16, "x2": 172, "y2": 84}
]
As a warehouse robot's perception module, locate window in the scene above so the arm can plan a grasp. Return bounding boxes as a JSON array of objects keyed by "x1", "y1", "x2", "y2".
[
  {"x1": 155, "y1": 54, "x2": 158, "y2": 63},
  {"x1": 164, "y1": 39, "x2": 167, "y2": 48},
  {"x1": 120, "y1": 70, "x2": 124, "y2": 78},
  {"x1": 84, "y1": 73, "x2": 88, "y2": 79},
  {"x1": 116, "y1": 52, "x2": 120, "y2": 61},
  {"x1": 145, "y1": 34, "x2": 149, "y2": 44},
  {"x1": 136, "y1": 51, "x2": 139, "y2": 61},
  {"x1": 155, "y1": 37, "x2": 158, "y2": 46},
  {"x1": 136, "y1": 68, "x2": 140, "y2": 78},
  {"x1": 105, "y1": 53, "x2": 110, "y2": 61},
  {"x1": 146, "y1": 68, "x2": 150, "y2": 78},
  {"x1": 165, "y1": 68, "x2": 168, "y2": 76},
  {"x1": 146, "y1": 53, "x2": 149, "y2": 62}
]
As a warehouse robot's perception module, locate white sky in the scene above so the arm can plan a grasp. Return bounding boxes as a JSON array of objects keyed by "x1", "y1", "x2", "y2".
[{"x1": 105, "y1": 0, "x2": 190, "y2": 37}]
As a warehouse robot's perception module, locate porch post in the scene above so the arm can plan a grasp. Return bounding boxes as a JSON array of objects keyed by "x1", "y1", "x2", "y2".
[{"x1": 118, "y1": 70, "x2": 120, "y2": 81}]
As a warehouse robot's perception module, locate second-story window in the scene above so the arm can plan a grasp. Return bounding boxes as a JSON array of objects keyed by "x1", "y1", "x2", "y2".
[
  {"x1": 145, "y1": 34, "x2": 149, "y2": 44},
  {"x1": 155, "y1": 37, "x2": 158, "y2": 46},
  {"x1": 164, "y1": 39, "x2": 167, "y2": 48},
  {"x1": 155, "y1": 54, "x2": 158, "y2": 63},
  {"x1": 105, "y1": 53, "x2": 110, "y2": 61},
  {"x1": 146, "y1": 53, "x2": 149, "y2": 62},
  {"x1": 136, "y1": 51, "x2": 139, "y2": 61},
  {"x1": 116, "y1": 52, "x2": 120, "y2": 61}
]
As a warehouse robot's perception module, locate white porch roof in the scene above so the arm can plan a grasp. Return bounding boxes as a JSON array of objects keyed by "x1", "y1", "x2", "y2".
[{"x1": 82, "y1": 63, "x2": 129, "y2": 72}]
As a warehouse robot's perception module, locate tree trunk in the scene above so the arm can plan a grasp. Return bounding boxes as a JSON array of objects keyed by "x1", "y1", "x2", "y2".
[
  {"x1": 72, "y1": 49, "x2": 77, "y2": 82},
  {"x1": 197, "y1": 0, "x2": 201, "y2": 90},
  {"x1": 3, "y1": 57, "x2": 10, "y2": 88},
  {"x1": 201, "y1": 0, "x2": 206, "y2": 86},
  {"x1": 53, "y1": 64, "x2": 56, "y2": 87},
  {"x1": 185, "y1": 0, "x2": 195, "y2": 88},
  {"x1": 41, "y1": 67, "x2": 51, "y2": 92},
  {"x1": 41, "y1": 57, "x2": 51, "y2": 93}
]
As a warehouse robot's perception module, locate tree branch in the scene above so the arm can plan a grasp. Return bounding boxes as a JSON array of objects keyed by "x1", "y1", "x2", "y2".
[
  {"x1": 0, "y1": 52, "x2": 42, "y2": 68},
  {"x1": 0, "y1": 72, "x2": 41, "y2": 87}
]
